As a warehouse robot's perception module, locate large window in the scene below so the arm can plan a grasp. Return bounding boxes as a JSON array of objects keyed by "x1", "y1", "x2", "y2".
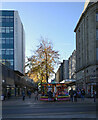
[
  {"x1": 2, "y1": 49, "x2": 5, "y2": 55},
  {"x1": 5, "y1": 49, "x2": 14, "y2": 55},
  {"x1": 6, "y1": 38, "x2": 10, "y2": 44},
  {"x1": 0, "y1": 38, "x2": 13, "y2": 44},
  {"x1": 0, "y1": 27, "x2": 13, "y2": 33},
  {"x1": 6, "y1": 50, "x2": 10, "y2": 55},
  {"x1": 0, "y1": 16, "x2": 14, "y2": 23}
]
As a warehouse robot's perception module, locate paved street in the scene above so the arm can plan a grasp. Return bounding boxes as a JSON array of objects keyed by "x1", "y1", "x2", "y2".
[{"x1": 1, "y1": 94, "x2": 97, "y2": 119}]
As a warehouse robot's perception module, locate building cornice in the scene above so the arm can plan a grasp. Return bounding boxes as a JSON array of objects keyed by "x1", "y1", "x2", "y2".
[{"x1": 74, "y1": 2, "x2": 97, "y2": 32}]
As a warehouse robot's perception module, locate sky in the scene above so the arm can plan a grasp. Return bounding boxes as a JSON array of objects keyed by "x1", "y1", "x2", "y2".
[{"x1": 2, "y1": 2, "x2": 84, "y2": 75}]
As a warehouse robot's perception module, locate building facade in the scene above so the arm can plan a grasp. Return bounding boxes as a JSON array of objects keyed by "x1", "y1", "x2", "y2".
[
  {"x1": 74, "y1": 1, "x2": 98, "y2": 96},
  {"x1": 68, "y1": 50, "x2": 76, "y2": 80},
  {"x1": 55, "y1": 60, "x2": 69, "y2": 82},
  {"x1": 0, "y1": 10, "x2": 25, "y2": 74},
  {"x1": 1, "y1": 63, "x2": 34, "y2": 97},
  {"x1": 63, "y1": 60, "x2": 69, "y2": 80}
]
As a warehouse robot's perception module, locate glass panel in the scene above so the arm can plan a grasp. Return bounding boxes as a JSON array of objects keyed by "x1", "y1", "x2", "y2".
[
  {"x1": 10, "y1": 18, "x2": 13, "y2": 22},
  {"x1": 0, "y1": 49, "x2": 2, "y2": 55},
  {"x1": 2, "y1": 27, "x2": 5, "y2": 33},
  {"x1": 2, "y1": 18, "x2": 6, "y2": 22},
  {"x1": 10, "y1": 27, "x2": 13, "y2": 33},
  {"x1": 6, "y1": 50, "x2": 10, "y2": 55},
  {"x1": 9, "y1": 50, "x2": 13, "y2": 55},
  {"x1": 2, "y1": 50, "x2": 5, "y2": 55},
  {"x1": 2, "y1": 38, "x2": 5, "y2": 44},
  {"x1": 6, "y1": 18, "x2": 9, "y2": 22},
  {"x1": 0, "y1": 27, "x2": 2, "y2": 33},
  {"x1": 0, "y1": 38, "x2": 2, "y2": 44},
  {"x1": 10, "y1": 61, "x2": 13, "y2": 66},
  {"x1": 6, "y1": 38, "x2": 10, "y2": 44},
  {"x1": 6, "y1": 27, "x2": 10, "y2": 33},
  {"x1": 10, "y1": 38, "x2": 13, "y2": 44}
]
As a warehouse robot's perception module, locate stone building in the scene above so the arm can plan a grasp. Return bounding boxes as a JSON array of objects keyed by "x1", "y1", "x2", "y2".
[
  {"x1": 55, "y1": 60, "x2": 69, "y2": 82},
  {"x1": 63, "y1": 60, "x2": 69, "y2": 80},
  {"x1": 68, "y1": 50, "x2": 76, "y2": 80},
  {"x1": 74, "y1": 1, "x2": 98, "y2": 97}
]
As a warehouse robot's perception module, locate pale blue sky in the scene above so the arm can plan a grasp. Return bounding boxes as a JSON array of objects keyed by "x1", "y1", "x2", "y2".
[{"x1": 2, "y1": 2, "x2": 84, "y2": 62}]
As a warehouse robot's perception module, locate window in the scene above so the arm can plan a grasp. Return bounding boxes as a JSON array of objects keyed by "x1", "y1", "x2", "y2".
[
  {"x1": 96, "y1": 29, "x2": 98, "y2": 40},
  {"x1": 2, "y1": 38, "x2": 5, "y2": 44},
  {"x1": 0, "y1": 49, "x2": 2, "y2": 55},
  {"x1": 6, "y1": 38, "x2": 10, "y2": 44},
  {"x1": 2, "y1": 27, "x2": 6, "y2": 33},
  {"x1": 6, "y1": 50, "x2": 10, "y2": 55},
  {"x1": 96, "y1": 13, "x2": 98, "y2": 21},
  {"x1": 0, "y1": 27, "x2": 2, "y2": 33},
  {"x1": 10, "y1": 27, "x2": 13, "y2": 33},
  {"x1": 10, "y1": 18, "x2": 13, "y2": 22},
  {"x1": 10, "y1": 60, "x2": 13, "y2": 66},
  {"x1": 96, "y1": 48, "x2": 98, "y2": 60},
  {"x1": 2, "y1": 50, "x2": 5, "y2": 55},
  {"x1": 9, "y1": 50, "x2": 13, "y2": 55},
  {"x1": 0, "y1": 16, "x2": 2, "y2": 22},
  {"x1": 10, "y1": 38, "x2": 13, "y2": 44},
  {"x1": 0, "y1": 38, "x2": 2, "y2": 44},
  {"x1": 6, "y1": 27, "x2": 10, "y2": 33}
]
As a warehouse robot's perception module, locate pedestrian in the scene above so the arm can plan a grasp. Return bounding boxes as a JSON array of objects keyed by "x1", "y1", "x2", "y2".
[
  {"x1": 48, "y1": 90, "x2": 52, "y2": 101},
  {"x1": 73, "y1": 90, "x2": 77, "y2": 102},
  {"x1": 7, "y1": 91, "x2": 10, "y2": 99},
  {"x1": 35, "y1": 91, "x2": 39, "y2": 100},
  {"x1": 94, "y1": 90, "x2": 96, "y2": 102},
  {"x1": 53, "y1": 91, "x2": 56, "y2": 101},
  {"x1": 69, "y1": 88, "x2": 74, "y2": 102},
  {"x1": 22, "y1": 91, "x2": 25, "y2": 101},
  {"x1": 81, "y1": 89, "x2": 85, "y2": 101},
  {"x1": 28, "y1": 91, "x2": 31, "y2": 98}
]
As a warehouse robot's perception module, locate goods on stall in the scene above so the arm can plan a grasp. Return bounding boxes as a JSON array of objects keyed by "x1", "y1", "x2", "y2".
[{"x1": 40, "y1": 83, "x2": 70, "y2": 101}]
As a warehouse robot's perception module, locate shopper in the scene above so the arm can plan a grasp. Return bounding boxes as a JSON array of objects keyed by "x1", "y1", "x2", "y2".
[
  {"x1": 35, "y1": 91, "x2": 39, "y2": 100},
  {"x1": 74, "y1": 90, "x2": 77, "y2": 102},
  {"x1": 48, "y1": 90, "x2": 52, "y2": 101},
  {"x1": 94, "y1": 90, "x2": 96, "y2": 102},
  {"x1": 69, "y1": 88, "x2": 74, "y2": 102},
  {"x1": 22, "y1": 91, "x2": 25, "y2": 101},
  {"x1": 28, "y1": 91, "x2": 31, "y2": 98},
  {"x1": 81, "y1": 89, "x2": 85, "y2": 101}
]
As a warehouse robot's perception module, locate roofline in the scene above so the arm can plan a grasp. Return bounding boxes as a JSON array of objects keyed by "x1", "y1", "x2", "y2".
[
  {"x1": 0, "y1": 10, "x2": 17, "y2": 12},
  {"x1": 74, "y1": 2, "x2": 97, "y2": 32}
]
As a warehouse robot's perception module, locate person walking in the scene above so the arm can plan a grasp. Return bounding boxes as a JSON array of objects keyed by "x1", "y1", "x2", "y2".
[
  {"x1": 69, "y1": 88, "x2": 74, "y2": 102},
  {"x1": 48, "y1": 90, "x2": 52, "y2": 101},
  {"x1": 81, "y1": 89, "x2": 85, "y2": 101},
  {"x1": 73, "y1": 90, "x2": 77, "y2": 102},
  {"x1": 28, "y1": 91, "x2": 31, "y2": 98},
  {"x1": 94, "y1": 90, "x2": 96, "y2": 102},
  {"x1": 22, "y1": 91, "x2": 25, "y2": 101},
  {"x1": 35, "y1": 91, "x2": 39, "y2": 100}
]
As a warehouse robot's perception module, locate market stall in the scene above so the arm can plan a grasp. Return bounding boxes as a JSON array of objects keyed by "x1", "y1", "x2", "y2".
[{"x1": 40, "y1": 83, "x2": 70, "y2": 101}]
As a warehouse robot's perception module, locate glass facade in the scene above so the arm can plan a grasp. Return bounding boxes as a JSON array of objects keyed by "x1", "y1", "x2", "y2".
[{"x1": 0, "y1": 11, "x2": 14, "y2": 69}]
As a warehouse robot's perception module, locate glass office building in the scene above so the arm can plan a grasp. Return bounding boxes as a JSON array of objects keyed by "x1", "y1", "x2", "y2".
[{"x1": 0, "y1": 10, "x2": 25, "y2": 74}]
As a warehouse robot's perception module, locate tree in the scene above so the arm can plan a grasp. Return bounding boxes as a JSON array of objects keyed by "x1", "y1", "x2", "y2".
[{"x1": 25, "y1": 37, "x2": 59, "y2": 84}]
